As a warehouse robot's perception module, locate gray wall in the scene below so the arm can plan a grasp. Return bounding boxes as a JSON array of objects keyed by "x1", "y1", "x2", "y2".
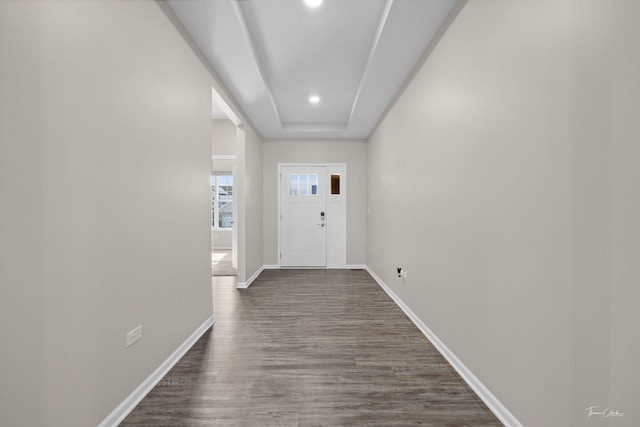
[
  {"x1": 610, "y1": 0, "x2": 640, "y2": 422},
  {"x1": 243, "y1": 126, "x2": 264, "y2": 280},
  {"x1": 0, "y1": 2, "x2": 47, "y2": 424},
  {"x1": 1, "y1": 1, "x2": 218, "y2": 425},
  {"x1": 262, "y1": 139, "x2": 367, "y2": 266},
  {"x1": 367, "y1": 0, "x2": 639, "y2": 426},
  {"x1": 211, "y1": 119, "x2": 237, "y2": 156}
]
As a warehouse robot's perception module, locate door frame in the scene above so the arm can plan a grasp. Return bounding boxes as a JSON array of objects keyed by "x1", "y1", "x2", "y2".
[{"x1": 277, "y1": 163, "x2": 347, "y2": 268}]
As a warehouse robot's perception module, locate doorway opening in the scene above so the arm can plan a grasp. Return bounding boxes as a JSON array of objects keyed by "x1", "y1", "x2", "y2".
[{"x1": 211, "y1": 87, "x2": 242, "y2": 277}]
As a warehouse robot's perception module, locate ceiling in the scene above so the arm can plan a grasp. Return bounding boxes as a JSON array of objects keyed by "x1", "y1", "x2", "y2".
[{"x1": 168, "y1": 0, "x2": 458, "y2": 139}]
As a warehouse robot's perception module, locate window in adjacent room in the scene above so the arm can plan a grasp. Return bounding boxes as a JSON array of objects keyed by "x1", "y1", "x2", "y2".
[{"x1": 211, "y1": 173, "x2": 233, "y2": 229}]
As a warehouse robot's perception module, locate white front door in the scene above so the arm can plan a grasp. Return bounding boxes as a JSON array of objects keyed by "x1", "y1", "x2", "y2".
[{"x1": 280, "y1": 166, "x2": 327, "y2": 266}]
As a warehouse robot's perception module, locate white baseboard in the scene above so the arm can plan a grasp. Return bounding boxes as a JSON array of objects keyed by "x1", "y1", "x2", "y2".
[
  {"x1": 262, "y1": 264, "x2": 367, "y2": 270},
  {"x1": 264, "y1": 265, "x2": 367, "y2": 270},
  {"x1": 236, "y1": 266, "x2": 264, "y2": 289},
  {"x1": 98, "y1": 315, "x2": 215, "y2": 427},
  {"x1": 346, "y1": 264, "x2": 367, "y2": 269},
  {"x1": 365, "y1": 266, "x2": 522, "y2": 427}
]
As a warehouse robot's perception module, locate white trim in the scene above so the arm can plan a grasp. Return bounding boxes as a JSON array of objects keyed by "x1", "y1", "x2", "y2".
[
  {"x1": 211, "y1": 155, "x2": 237, "y2": 160},
  {"x1": 365, "y1": 266, "x2": 523, "y2": 427},
  {"x1": 211, "y1": 246, "x2": 232, "y2": 250},
  {"x1": 230, "y1": 0, "x2": 283, "y2": 126},
  {"x1": 236, "y1": 266, "x2": 264, "y2": 289},
  {"x1": 211, "y1": 87, "x2": 242, "y2": 128},
  {"x1": 98, "y1": 315, "x2": 215, "y2": 427},
  {"x1": 277, "y1": 162, "x2": 348, "y2": 168},
  {"x1": 281, "y1": 122, "x2": 348, "y2": 132},
  {"x1": 347, "y1": 0, "x2": 393, "y2": 126},
  {"x1": 261, "y1": 265, "x2": 367, "y2": 271}
]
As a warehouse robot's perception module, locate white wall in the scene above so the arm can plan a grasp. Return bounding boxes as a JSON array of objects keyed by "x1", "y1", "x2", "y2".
[
  {"x1": 262, "y1": 139, "x2": 367, "y2": 266},
  {"x1": 367, "y1": 0, "x2": 639, "y2": 426},
  {"x1": 1, "y1": 1, "x2": 217, "y2": 426}
]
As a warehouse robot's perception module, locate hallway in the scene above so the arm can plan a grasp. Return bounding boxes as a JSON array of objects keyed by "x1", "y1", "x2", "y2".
[
  {"x1": 121, "y1": 270, "x2": 500, "y2": 426},
  {"x1": 211, "y1": 250, "x2": 236, "y2": 277}
]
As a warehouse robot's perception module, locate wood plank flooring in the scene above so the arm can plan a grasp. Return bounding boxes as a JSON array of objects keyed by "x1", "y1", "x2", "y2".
[{"x1": 121, "y1": 269, "x2": 502, "y2": 426}]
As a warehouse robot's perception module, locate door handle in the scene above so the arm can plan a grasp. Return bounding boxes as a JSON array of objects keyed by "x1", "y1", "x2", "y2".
[{"x1": 317, "y1": 223, "x2": 325, "y2": 227}]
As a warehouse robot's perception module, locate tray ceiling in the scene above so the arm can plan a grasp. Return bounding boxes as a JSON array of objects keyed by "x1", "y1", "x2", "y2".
[{"x1": 168, "y1": 0, "x2": 458, "y2": 139}]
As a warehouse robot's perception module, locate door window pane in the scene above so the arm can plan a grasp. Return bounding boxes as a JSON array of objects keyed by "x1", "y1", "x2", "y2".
[
  {"x1": 289, "y1": 173, "x2": 318, "y2": 196},
  {"x1": 289, "y1": 174, "x2": 299, "y2": 195},
  {"x1": 310, "y1": 174, "x2": 318, "y2": 195},
  {"x1": 299, "y1": 174, "x2": 308, "y2": 196}
]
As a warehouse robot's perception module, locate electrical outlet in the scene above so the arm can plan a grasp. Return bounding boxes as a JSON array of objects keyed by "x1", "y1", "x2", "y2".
[{"x1": 126, "y1": 325, "x2": 142, "y2": 348}]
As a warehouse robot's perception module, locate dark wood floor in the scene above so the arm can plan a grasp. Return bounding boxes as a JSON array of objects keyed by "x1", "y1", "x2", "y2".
[{"x1": 122, "y1": 269, "x2": 502, "y2": 426}]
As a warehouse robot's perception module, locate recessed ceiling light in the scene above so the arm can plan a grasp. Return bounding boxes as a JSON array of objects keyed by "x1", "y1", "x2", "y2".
[
  {"x1": 304, "y1": 0, "x2": 322, "y2": 8},
  {"x1": 309, "y1": 95, "x2": 320, "y2": 104}
]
